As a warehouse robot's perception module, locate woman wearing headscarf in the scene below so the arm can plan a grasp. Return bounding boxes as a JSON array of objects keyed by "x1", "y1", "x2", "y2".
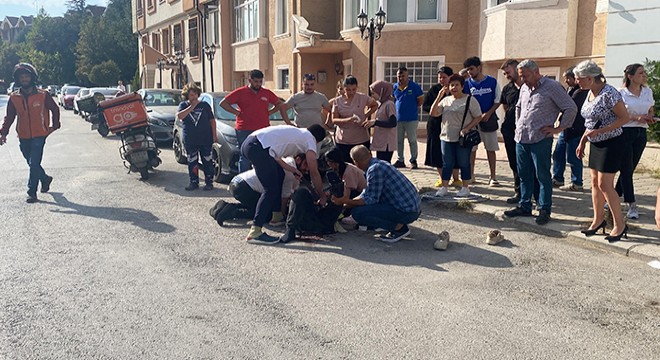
[{"x1": 363, "y1": 80, "x2": 397, "y2": 162}]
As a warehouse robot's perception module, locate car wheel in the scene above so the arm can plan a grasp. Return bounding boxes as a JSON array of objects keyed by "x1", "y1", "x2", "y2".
[
  {"x1": 173, "y1": 134, "x2": 187, "y2": 164},
  {"x1": 97, "y1": 121, "x2": 110, "y2": 137},
  {"x1": 212, "y1": 146, "x2": 231, "y2": 184}
]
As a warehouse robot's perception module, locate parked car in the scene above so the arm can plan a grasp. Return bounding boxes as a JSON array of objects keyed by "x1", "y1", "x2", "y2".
[
  {"x1": 60, "y1": 86, "x2": 81, "y2": 110},
  {"x1": 136, "y1": 88, "x2": 182, "y2": 143},
  {"x1": 173, "y1": 92, "x2": 333, "y2": 183},
  {"x1": 77, "y1": 87, "x2": 124, "y2": 118},
  {"x1": 46, "y1": 85, "x2": 60, "y2": 96},
  {"x1": 73, "y1": 88, "x2": 90, "y2": 114},
  {"x1": 6, "y1": 82, "x2": 20, "y2": 95}
]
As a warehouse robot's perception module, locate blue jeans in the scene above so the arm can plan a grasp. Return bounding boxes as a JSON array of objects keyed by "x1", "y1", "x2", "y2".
[
  {"x1": 236, "y1": 129, "x2": 254, "y2": 173},
  {"x1": 352, "y1": 204, "x2": 420, "y2": 232},
  {"x1": 552, "y1": 132, "x2": 583, "y2": 186},
  {"x1": 19, "y1": 136, "x2": 48, "y2": 196},
  {"x1": 440, "y1": 141, "x2": 471, "y2": 181},
  {"x1": 516, "y1": 138, "x2": 553, "y2": 213}
]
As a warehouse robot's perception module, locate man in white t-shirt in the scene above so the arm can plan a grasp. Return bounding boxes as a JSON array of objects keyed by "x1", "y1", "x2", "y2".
[
  {"x1": 240, "y1": 124, "x2": 328, "y2": 243},
  {"x1": 283, "y1": 73, "x2": 332, "y2": 128},
  {"x1": 211, "y1": 155, "x2": 307, "y2": 226},
  {"x1": 117, "y1": 80, "x2": 126, "y2": 93}
]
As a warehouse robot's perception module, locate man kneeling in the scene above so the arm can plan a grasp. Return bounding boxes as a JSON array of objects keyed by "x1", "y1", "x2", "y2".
[{"x1": 332, "y1": 145, "x2": 421, "y2": 243}]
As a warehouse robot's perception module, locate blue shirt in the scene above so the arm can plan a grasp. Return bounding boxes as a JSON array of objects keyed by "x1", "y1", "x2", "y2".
[
  {"x1": 178, "y1": 101, "x2": 215, "y2": 146},
  {"x1": 359, "y1": 158, "x2": 421, "y2": 213},
  {"x1": 465, "y1": 75, "x2": 499, "y2": 113},
  {"x1": 393, "y1": 81, "x2": 424, "y2": 122}
]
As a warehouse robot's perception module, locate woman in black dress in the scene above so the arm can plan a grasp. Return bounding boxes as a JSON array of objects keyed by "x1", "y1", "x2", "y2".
[{"x1": 423, "y1": 66, "x2": 454, "y2": 187}]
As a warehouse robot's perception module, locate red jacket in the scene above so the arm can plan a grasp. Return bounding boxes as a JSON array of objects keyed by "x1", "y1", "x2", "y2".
[{"x1": 1, "y1": 88, "x2": 60, "y2": 139}]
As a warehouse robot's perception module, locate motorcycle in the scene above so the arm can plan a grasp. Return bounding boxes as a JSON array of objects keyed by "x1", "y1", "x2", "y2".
[
  {"x1": 118, "y1": 126, "x2": 161, "y2": 180},
  {"x1": 79, "y1": 92, "x2": 110, "y2": 137}
]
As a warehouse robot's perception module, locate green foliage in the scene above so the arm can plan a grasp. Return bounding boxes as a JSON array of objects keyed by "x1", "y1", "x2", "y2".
[
  {"x1": 0, "y1": 43, "x2": 24, "y2": 83},
  {"x1": 88, "y1": 60, "x2": 121, "y2": 86},
  {"x1": 131, "y1": 67, "x2": 141, "y2": 91},
  {"x1": 645, "y1": 59, "x2": 660, "y2": 142}
]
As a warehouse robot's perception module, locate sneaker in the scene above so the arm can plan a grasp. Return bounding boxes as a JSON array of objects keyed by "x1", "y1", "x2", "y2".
[
  {"x1": 448, "y1": 179, "x2": 463, "y2": 188},
  {"x1": 559, "y1": 183, "x2": 583, "y2": 192},
  {"x1": 215, "y1": 203, "x2": 238, "y2": 226},
  {"x1": 551, "y1": 179, "x2": 564, "y2": 188},
  {"x1": 185, "y1": 183, "x2": 199, "y2": 191},
  {"x1": 209, "y1": 200, "x2": 227, "y2": 218},
  {"x1": 410, "y1": 161, "x2": 418, "y2": 169},
  {"x1": 486, "y1": 230, "x2": 505, "y2": 245},
  {"x1": 40, "y1": 176, "x2": 53, "y2": 193},
  {"x1": 506, "y1": 194, "x2": 520, "y2": 204},
  {"x1": 203, "y1": 183, "x2": 214, "y2": 191},
  {"x1": 536, "y1": 209, "x2": 551, "y2": 225},
  {"x1": 434, "y1": 179, "x2": 443, "y2": 187},
  {"x1": 435, "y1": 187, "x2": 449, "y2": 197},
  {"x1": 393, "y1": 161, "x2": 406, "y2": 168},
  {"x1": 247, "y1": 232, "x2": 280, "y2": 244},
  {"x1": 626, "y1": 203, "x2": 639, "y2": 220},
  {"x1": 456, "y1": 187, "x2": 470, "y2": 197},
  {"x1": 503, "y1": 207, "x2": 532, "y2": 217},
  {"x1": 488, "y1": 179, "x2": 500, "y2": 187},
  {"x1": 433, "y1": 231, "x2": 450, "y2": 250},
  {"x1": 340, "y1": 215, "x2": 358, "y2": 226},
  {"x1": 379, "y1": 225, "x2": 410, "y2": 243},
  {"x1": 278, "y1": 228, "x2": 296, "y2": 243},
  {"x1": 26, "y1": 194, "x2": 38, "y2": 203}
]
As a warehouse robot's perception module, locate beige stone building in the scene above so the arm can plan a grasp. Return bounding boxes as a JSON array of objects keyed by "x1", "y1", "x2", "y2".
[{"x1": 132, "y1": 0, "x2": 607, "y2": 107}]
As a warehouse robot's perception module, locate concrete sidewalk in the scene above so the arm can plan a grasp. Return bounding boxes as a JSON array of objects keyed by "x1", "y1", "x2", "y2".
[{"x1": 395, "y1": 138, "x2": 660, "y2": 263}]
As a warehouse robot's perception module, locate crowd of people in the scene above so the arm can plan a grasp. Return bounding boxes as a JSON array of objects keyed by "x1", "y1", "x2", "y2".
[{"x1": 2, "y1": 59, "x2": 660, "y2": 245}]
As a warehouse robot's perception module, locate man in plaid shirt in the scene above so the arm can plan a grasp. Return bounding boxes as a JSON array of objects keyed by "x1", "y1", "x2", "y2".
[{"x1": 332, "y1": 145, "x2": 421, "y2": 243}]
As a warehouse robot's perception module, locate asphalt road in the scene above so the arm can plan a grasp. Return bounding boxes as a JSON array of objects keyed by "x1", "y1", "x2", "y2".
[{"x1": 0, "y1": 110, "x2": 658, "y2": 359}]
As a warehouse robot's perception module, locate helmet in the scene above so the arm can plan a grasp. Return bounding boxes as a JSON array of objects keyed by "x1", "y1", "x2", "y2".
[{"x1": 13, "y1": 63, "x2": 39, "y2": 85}]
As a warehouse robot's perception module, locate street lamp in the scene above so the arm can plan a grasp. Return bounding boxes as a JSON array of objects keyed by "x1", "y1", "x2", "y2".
[
  {"x1": 203, "y1": 43, "x2": 217, "y2": 92},
  {"x1": 174, "y1": 50, "x2": 185, "y2": 89},
  {"x1": 357, "y1": 6, "x2": 386, "y2": 90},
  {"x1": 156, "y1": 58, "x2": 166, "y2": 89}
]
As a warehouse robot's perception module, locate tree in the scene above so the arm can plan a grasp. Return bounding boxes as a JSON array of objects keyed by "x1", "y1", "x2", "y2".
[
  {"x1": 644, "y1": 59, "x2": 660, "y2": 142},
  {"x1": 88, "y1": 60, "x2": 121, "y2": 86}
]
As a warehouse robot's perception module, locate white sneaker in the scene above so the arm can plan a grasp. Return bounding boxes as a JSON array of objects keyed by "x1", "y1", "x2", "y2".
[
  {"x1": 456, "y1": 187, "x2": 470, "y2": 197},
  {"x1": 486, "y1": 230, "x2": 505, "y2": 245},
  {"x1": 435, "y1": 187, "x2": 449, "y2": 197},
  {"x1": 434, "y1": 231, "x2": 450, "y2": 250},
  {"x1": 626, "y1": 203, "x2": 639, "y2": 219}
]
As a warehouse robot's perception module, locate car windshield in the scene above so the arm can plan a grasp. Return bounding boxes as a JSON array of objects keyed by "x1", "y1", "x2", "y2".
[
  {"x1": 79, "y1": 89, "x2": 90, "y2": 96},
  {"x1": 92, "y1": 88, "x2": 119, "y2": 96},
  {"x1": 144, "y1": 91, "x2": 182, "y2": 106},
  {"x1": 211, "y1": 96, "x2": 294, "y2": 121},
  {"x1": 65, "y1": 87, "x2": 80, "y2": 95}
]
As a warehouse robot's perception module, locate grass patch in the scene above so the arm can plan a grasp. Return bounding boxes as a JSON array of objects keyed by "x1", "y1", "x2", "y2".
[
  {"x1": 634, "y1": 164, "x2": 660, "y2": 179},
  {"x1": 456, "y1": 199, "x2": 474, "y2": 211}
]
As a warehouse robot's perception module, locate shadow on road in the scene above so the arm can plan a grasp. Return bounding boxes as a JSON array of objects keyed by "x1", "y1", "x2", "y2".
[
  {"x1": 145, "y1": 170, "x2": 230, "y2": 198},
  {"x1": 44, "y1": 192, "x2": 176, "y2": 233}
]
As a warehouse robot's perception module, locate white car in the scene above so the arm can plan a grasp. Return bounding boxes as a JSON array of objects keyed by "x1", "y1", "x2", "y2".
[{"x1": 72, "y1": 88, "x2": 90, "y2": 114}]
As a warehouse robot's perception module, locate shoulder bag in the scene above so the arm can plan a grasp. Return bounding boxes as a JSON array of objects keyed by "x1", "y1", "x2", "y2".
[{"x1": 458, "y1": 95, "x2": 481, "y2": 148}]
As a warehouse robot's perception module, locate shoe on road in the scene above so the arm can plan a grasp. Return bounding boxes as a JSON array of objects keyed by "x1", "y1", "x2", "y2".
[
  {"x1": 486, "y1": 230, "x2": 505, "y2": 245},
  {"x1": 41, "y1": 176, "x2": 53, "y2": 193},
  {"x1": 559, "y1": 183, "x2": 583, "y2": 192},
  {"x1": 536, "y1": 209, "x2": 551, "y2": 225},
  {"x1": 278, "y1": 228, "x2": 296, "y2": 243},
  {"x1": 247, "y1": 233, "x2": 280, "y2": 244},
  {"x1": 504, "y1": 207, "x2": 532, "y2": 217},
  {"x1": 203, "y1": 183, "x2": 214, "y2": 191},
  {"x1": 488, "y1": 178, "x2": 500, "y2": 187},
  {"x1": 26, "y1": 194, "x2": 38, "y2": 203},
  {"x1": 626, "y1": 203, "x2": 639, "y2": 219},
  {"x1": 456, "y1": 187, "x2": 471, "y2": 197},
  {"x1": 434, "y1": 231, "x2": 450, "y2": 250},
  {"x1": 393, "y1": 161, "x2": 406, "y2": 168},
  {"x1": 434, "y1": 179, "x2": 443, "y2": 187},
  {"x1": 435, "y1": 187, "x2": 449, "y2": 197},
  {"x1": 410, "y1": 161, "x2": 418, "y2": 169},
  {"x1": 506, "y1": 194, "x2": 520, "y2": 204},
  {"x1": 551, "y1": 179, "x2": 564, "y2": 188},
  {"x1": 185, "y1": 183, "x2": 199, "y2": 191},
  {"x1": 215, "y1": 203, "x2": 238, "y2": 226},
  {"x1": 379, "y1": 225, "x2": 410, "y2": 243}
]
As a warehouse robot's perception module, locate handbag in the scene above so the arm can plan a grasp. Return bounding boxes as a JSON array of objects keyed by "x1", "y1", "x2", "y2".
[{"x1": 458, "y1": 95, "x2": 481, "y2": 148}]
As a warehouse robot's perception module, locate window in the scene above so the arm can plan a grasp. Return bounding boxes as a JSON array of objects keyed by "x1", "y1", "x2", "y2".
[
  {"x1": 343, "y1": 0, "x2": 360, "y2": 29},
  {"x1": 540, "y1": 67, "x2": 560, "y2": 81},
  {"x1": 381, "y1": 0, "x2": 447, "y2": 24},
  {"x1": 277, "y1": 66, "x2": 290, "y2": 89},
  {"x1": 147, "y1": 0, "x2": 154, "y2": 11},
  {"x1": 188, "y1": 17, "x2": 200, "y2": 58},
  {"x1": 234, "y1": 0, "x2": 259, "y2": 42},
  {"x1": 162, "y1": 28, "x2": 170, "y2": 55},
  {"x1": 378, "y1": 57, "x2": 444, "y2": 122},
  {"x1": 151, "y1": 33, "x2": 160, "y2": 51},
  {"x1": 137, "y1": 0, "x2": 144, "y2": 17},
  {"x1": 343, "y1": 59, "x2": 353, "y2": 77},
  {"x1": 173, "y1": 23, "x2": 183, "y2": 52},
  {"x1": 276, "y1": 0, "x2": 288, "y2": 35},
  {"x1": 208, "y1": 10, "x2": 220, "y2": 45}
]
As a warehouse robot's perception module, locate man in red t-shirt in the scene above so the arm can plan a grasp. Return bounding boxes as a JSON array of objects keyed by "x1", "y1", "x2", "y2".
[{"x1": 220, "y1": 69, "x2": 290, "y2": 172}]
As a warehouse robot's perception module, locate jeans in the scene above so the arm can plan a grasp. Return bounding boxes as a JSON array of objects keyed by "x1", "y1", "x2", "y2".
[
  {"x1": 352, "y1": 204, "x2": 420, "y2": 232},
  {"x1": 241, "y1": 136, "x2": 285, "y2": 227},
  {"x1": 552, "y1": 132, "x2": 583, "y2": 186},
  {"x1": 19, "y1": 136, "x2": 48, "y2": 196},
  {"x1": 516, "y1": 138, "x2": 553, "y2": 213},
  {"x1": 615, "y1": 127, "x2": 647, "y2": 203},
  {"x1": 236, "y1": 129, "x2": 254, "y2": 173},
  {"x1": 376, "y1": 151, "x2": 393, "y2": 163},
  {"x1": 185, "y1": 144, "x2": 214, "y2": 185},
  {"x1": 440, "y1": 141, "x2": 471, "y2": 181},
  {"x1": 396, "y1": 121, "x2": 418, "y2": 163}
]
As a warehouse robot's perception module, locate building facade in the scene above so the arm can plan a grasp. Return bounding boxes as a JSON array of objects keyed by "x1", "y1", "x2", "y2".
[{"x1": 1, "y1": 16, "x2": 34, "y2": 44}]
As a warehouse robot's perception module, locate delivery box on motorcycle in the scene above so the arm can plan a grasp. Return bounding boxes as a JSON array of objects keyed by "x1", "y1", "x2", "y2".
[{"x1": 98, "y1": 92, "x2": 149, "y2": 134}]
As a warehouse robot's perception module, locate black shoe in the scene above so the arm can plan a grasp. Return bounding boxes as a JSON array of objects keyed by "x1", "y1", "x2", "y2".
[
  {"x1": 185, "y1": 183, "x2": 199, "y2": 191},
  {"x1": 279, "y1": 228, "x2": 296, "y2": 243},
  {"x1": 203, "y1": 183, "x2": 214, "y2": 191},
  {"x1": 26, "y1": 194, "x2": 38, "y2": 203},
  {"x1": 503, "y1": 207, "x2": 532, "y2": 217},
  {"x1": 393, "y1": 161, "x2": 406, "y2": 168},
  {"x1": 379, "y1": 224, "x2": 410, "y2": 243},
  {"x1": 215, "y1": 203, "x2": 238, "y2": 226},
  {"x1": 535, "y1": 209, "x2": 551, "y2": 225},
  {"x1": 41, "y1": 176, "x2": 53, "y2": 193},
  {"x1": 605, "y1": 225, "x2": 628, "y2": 243},
  {"x1": 581, "y1": 220, "x2": 607, "y2": 236},
  {"x1": 209, "y1": 200, "x2": 227, "y2": 219},
  {"x1": 410, "y1": 161, "x2": 418, "y2": 169},
  {"x1": 247, "y1": 233, "x2": 280, "y2": 244},
  {"x1": 506, "y1": 194, "x2": 520, "y2": 204}
]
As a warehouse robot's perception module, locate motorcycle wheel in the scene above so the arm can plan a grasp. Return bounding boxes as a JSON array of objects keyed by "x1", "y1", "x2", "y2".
[
  {"x1": 139, "y1": 167, "x2": 149, "y2": 180},
  {"x1": 97, "y1": 122, "x2": 109, "y2": 137}
]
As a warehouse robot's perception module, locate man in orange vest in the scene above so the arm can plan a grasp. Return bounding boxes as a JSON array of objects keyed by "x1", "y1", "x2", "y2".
[{"x1": 0, "y1": 63, "x2": 61, "y2": 203}]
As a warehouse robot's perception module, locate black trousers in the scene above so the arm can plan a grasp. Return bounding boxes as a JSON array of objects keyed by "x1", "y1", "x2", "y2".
[
  {"x1": 376, "y1": 151, "x2": 393, "y2": 163},
  {"x1": 502, "y1": 127, "x2": 540, "y2": 201},
  {"x1": 615, "y1": 127, "x2": 647, "y2": 203},
  {"x1": 241, "y1": 136, "x2": 285, "y2": 227},
  {"x1": 335, "y1": 141, "x2": 370, "y2": 164},
  {"x1": 286, "y1": 188, "x2": 343, "y2": 234},
  {"x1": 228, "y1": 178, "x2": 260, "y2": 219}
]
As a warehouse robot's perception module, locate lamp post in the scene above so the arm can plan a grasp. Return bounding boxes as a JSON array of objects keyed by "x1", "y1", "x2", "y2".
[
  {"x1": 203, "y1": 43, "x2": 217, "y2": 92},
  {"x1": 357, "y1": 7, "x2": 386, "y2": 91},
  {"x1": 156, "y1": 58, "x2": 166, "y2": 89},
  {"x1": 174, "y1": 50, "x2": 185, "y2": 89}
]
